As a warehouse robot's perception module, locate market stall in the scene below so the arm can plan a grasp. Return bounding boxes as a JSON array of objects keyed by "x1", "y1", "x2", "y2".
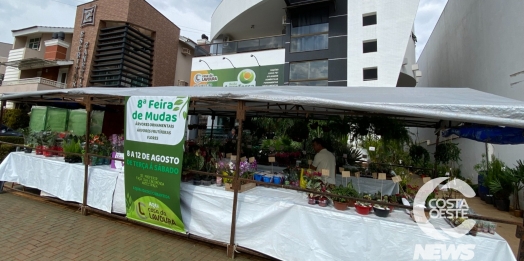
[
  {"x1": 1, "y1": 86, "x2": 524, "y2": 260},
  {"x1": 0, "y1": 152, "x2": 514, "y2": 261}
]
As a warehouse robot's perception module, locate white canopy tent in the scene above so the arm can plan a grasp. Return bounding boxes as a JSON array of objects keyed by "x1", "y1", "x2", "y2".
[{"x1": 1, "y1": 86, "x2": 524, "y2": 129}]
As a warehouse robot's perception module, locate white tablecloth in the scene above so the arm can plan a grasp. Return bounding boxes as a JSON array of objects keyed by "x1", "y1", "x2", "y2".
[
  {"x1": 0, "y1": 152, "x2": 120, "y2": 213},
  {"x1": 0, "y1": 153, "x2": 515, "y2": 261}
]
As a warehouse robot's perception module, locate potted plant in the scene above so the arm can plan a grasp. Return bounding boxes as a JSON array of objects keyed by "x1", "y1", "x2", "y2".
[
  {"x1": 373, "y1": 204, "x2": 390, "y2": 218},
  {"x1": 329, "y1": 186, "x2": 348, "y2": 210},
  {"x1": 63, "y1": 136, "x2": 82, "y2": 163},
  {"x1": 19, "y1": 127, "x2": 34, "y2": 153},
  {"x1": 354, "y1": 201, "x2": 372, "y2": 215},
  {"x1": 34, "y1": 131, "x2": 45, "y2": 155},
  {"x1": 43, "y1": 132, "x2": 57, "y2": 157},
  {"x1": 474, "y1": 154, "x2": 490, "y2": 201},
  {"x1": 488, "y1": 157, "x2": 512, "y2": 211},
  {"x1": 508, "y1": 160, "x2": 524, "y2": 217}
]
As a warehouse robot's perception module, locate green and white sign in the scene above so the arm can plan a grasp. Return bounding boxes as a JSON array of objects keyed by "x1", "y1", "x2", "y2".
[
  {"x1": 191, "y1": 64, "x2": 284, "y2": 87},
  {"x1": 124, "y1": 96, "x2": 189, "y2": 233}
]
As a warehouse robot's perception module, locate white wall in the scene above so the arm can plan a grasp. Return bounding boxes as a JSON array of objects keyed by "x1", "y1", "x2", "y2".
[
  {"x1": 415, "y1": 0, "x2": 524, "y2": 184},
  {"x1": 192, "y1": 49, "x2": 285, "y2": 71},
  {"x1": 347, "y1": 0, "x2": 419, "y2": 87},
  {"x1": 211, "y1": 0, "x2": 264, "y2": 40}
]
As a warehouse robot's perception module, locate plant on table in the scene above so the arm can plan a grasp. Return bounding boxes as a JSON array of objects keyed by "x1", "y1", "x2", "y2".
[
  {"x1": 328, "y1": 181, "x2": 359, "y2": 211},
  {"x1": 372, "y1": 204, "x2": 390, "y2": 217},
  {"x1": 42, "y1": 131, "x2": 58, "y2": 157},
  {"x1": 18, "y1": 127, "x2": 34, "y2": 153},
  {"x1": 305, "y1": 170, "x2": 325, "y2": 205},
  {"x1": 63, "y1": 135, "x2": 82, "y2": 163}
]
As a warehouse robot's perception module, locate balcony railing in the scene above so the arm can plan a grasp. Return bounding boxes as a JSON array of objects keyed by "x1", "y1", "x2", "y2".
[
  {"x1": 2, "y1": 77, "x2": 67, "y2": 89},
  {"x1": 194, "y1": 35, "x2": 284, "y2": 57}
]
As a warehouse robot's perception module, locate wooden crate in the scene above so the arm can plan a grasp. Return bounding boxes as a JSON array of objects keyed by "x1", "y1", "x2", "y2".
[{"x1": 225, "y1": 182, "x2": 256, "y2": 193}]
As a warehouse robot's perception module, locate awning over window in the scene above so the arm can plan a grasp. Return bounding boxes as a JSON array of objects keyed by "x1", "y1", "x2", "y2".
[{"x1": 3, "y1": 58, "x2": 73, "y2": 70}]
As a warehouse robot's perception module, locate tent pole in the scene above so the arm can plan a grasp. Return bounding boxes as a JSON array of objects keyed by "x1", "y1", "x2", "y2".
[
  {"x1": 433, "y1": 130, "x2": 440, "y2": 179},
  {"x1": 227, "y1": 101, "x2": 245, "y2": 258},
  {"x1": 210, "y1": 114, "x2": 215, "y2": 142},
  {"x1": 0, "y1": 101, "x2": 5, "y2": 127},
  {"x1": 82, "y1": 96, "x2": 91, "y2": 216}
]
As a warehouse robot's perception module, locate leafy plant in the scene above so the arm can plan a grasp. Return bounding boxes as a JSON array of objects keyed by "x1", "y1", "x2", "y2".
[
  {"x1": 508, "y1": 160, "x2": 524, "y2": 210},
  {"x1": 434, "y1": 143, "x2": 461, "y2": 165},
  {"x1": 486, "y1": 157, "x2": 512, "y2": 200},
  {"x1": 328, "y1": 182, "x2": 359, "y2": 203},
  {"x1": 409, "y1": 144, "x2": 430, "y2": 165}
]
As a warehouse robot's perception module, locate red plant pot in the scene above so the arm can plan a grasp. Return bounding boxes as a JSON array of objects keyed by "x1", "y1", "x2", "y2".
[
  {"x1": 308, "y1": 197, "x2": 316, "y2": 205},
  {"x1": 35, "y1": 145, "x2": 43, "y2": 155},
  {"x1": 354, "y1": 204, "x2": 372, "y2": 215},
  {"x1": 318, "y1": 197, "x2": 328, "y2": 207},
  {"x1": 43, "y1": 146, "x2": 53, "y2": 157},
  {"x1": 53, "y1": 146, "x2": 63, "y2": 156}
]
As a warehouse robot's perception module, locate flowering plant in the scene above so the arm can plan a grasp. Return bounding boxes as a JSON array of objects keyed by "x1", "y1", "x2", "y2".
[{"x1": 110, "y1": 134, "x2": 124, "y2": 153}]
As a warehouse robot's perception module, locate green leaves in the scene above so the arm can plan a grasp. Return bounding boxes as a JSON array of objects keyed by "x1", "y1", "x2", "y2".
[
  {"x1": 173, "y1": 107, "x2": 180, "y2": 111},
  {"x1": 174, "y1": 99, "x2": 184, "y2": 105},
  {"x1": 183, "y1": 111, "x2": 187, "y2": 120}
]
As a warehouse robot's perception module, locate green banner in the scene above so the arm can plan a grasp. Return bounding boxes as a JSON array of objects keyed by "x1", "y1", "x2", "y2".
[
  {"x1": 191, "y1": 64, "x2": 284, "y2": 87},
  {"x1": 124, "y1": 96, "x2": 189, "y2": 233}
]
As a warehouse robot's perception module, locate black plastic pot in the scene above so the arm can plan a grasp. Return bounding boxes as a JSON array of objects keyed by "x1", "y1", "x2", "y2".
[
  {"x1": 495, "y1": 199, "x2": 510, "y2": 212},
  {"x1": 485, "y1": 195, "x2": 494, "y2": 204},
  {"x1": 373, "y1": 206, "x2": 389, "y2": 218},
  {"x1": 24, "y1": 148, "x2": 32, "y2": 153}
]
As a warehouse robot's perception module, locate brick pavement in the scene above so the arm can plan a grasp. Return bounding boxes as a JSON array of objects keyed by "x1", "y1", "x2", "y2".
[{"x1": 0, "y1": 191, "x2": 268, "y2": 261}]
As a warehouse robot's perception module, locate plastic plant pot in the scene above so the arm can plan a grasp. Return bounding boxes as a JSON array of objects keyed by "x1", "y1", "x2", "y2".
[
  {"x1": 193, "y1": 180, "x2": 202, "y2": 186},
  {"x1": 273, "y1": 176, "x2": 282, "y2": 184},
  {"x1": 333, "y1": 201, "x2": 348, "y2": 211},
  {"x1": 201, "y1": 180, "x2": 211, "y2": 186},
  {"x1": 254, "y1": 174, "x2": 263, "y2": 181},
  {"x1": 308, "y1": 197, "x2": 316, "y2": 205},
  {"x1": 43, "y1": 146, "x2": 53, "y2": 157},
  {"x1": 373, "y1": 206, "x2": 390, "y2": 218},
  {"x1": 262, "y1": 176, "x2": 272, "y2": 183},
  {"x1": 354, "y1": 203, "x2": 372, "y2": 215},
  {"x1": 318, "y1": 197, "x2": 328, "y2": 207}
]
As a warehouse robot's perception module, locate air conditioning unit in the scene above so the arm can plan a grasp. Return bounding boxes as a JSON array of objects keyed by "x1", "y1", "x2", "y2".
[{"x1": 181, "y1": 48, "x2": 191, "y2": 56}]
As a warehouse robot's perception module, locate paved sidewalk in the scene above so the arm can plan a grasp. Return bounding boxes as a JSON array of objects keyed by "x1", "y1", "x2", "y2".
[{"x1": 0, "y1": 191, "x2": 267, "y2": 261}]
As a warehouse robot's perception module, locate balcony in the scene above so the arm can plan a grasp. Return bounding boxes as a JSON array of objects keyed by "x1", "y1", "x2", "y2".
[
  {"x1": 0, "y1": 77, "x2": 67, "y2": 93},
  {"x1": 194, "y1": 35, "x2": 284, "y2": 57},
  {"x1": 7, "y1": 48, "x2": 43, "y2": 62}
]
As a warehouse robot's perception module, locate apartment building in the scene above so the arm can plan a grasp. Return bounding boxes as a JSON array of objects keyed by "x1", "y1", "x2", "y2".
[
  {"x1": 1, "y1": 0, "x2": 185, "y2": 92},
  {"x1": 0, "y1": 42, "x2": 11, "y2": 86},
  {"x1": 192, "y1": 0, "x2": 421, "y2": 87}
]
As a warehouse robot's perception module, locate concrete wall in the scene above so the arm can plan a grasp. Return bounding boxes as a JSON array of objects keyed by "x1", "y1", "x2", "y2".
[
  {"x1": 346, "y1": 0, "x2": 419, "y2": 87},
  {"x1": 415, "y1": 0, "x2": 524, "y2": 184},
  {"x1": 174, "y1": 41, "x2": 193, "y2": 86}
]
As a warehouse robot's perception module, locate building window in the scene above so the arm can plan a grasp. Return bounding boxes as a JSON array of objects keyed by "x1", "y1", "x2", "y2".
[
  {"x1": 363, "y1": 40, "x2": 377, "y2": 53},
  {"x1": 289, "y1": 60, "x2": 328, "y2": 86},
  {"x1": 363, "y1": 67, "x2": 378, "y2": 81},
  {"x1": 290, "y1": 5, "x2": 329, "y2": 52},
  {"x1": 363, "y1": 14, "x2": 377, "y2": 26},
  {"x1": 28, "y1": 38, "x2": 41, "y2": 50}
]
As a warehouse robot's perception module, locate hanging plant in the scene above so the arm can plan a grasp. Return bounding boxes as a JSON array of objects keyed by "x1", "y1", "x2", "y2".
[
  {"x1": 409, "y1": 144, "x2": 430, "y2": 165},
  {"x1": 434, "y1": 143, "x2": 461, "y2": 165}
]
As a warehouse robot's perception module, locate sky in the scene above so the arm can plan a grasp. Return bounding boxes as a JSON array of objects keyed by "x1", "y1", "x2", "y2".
[{"x1": 0, "y1": 0, "x2": 447, "y2": 59}]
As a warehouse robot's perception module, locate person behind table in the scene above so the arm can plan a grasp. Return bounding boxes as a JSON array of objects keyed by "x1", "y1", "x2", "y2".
[
  {"x1": 227, "y1": 128, "x2": 237, "y2": 140},
  {"x1": 309, "y1": 138, "x2": 336, "y2": 184}
]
